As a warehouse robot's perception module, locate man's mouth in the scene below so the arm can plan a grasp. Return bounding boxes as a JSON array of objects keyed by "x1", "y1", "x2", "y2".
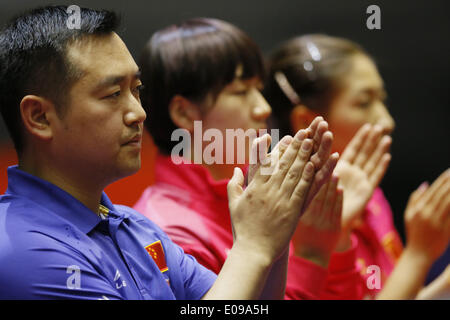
[{"x1": 123, "y1": 133, "x2": 142, "y2": 147}]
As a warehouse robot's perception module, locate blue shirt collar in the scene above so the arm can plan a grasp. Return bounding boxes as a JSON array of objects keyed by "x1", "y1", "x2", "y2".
[{"x1": 5, "y1": 165, "x2": 121, "y2": 234}]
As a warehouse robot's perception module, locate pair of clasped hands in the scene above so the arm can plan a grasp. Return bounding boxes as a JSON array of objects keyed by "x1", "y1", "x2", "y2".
[{"x1": 226, "y1": 116, "x2": 450, "y2": 298}]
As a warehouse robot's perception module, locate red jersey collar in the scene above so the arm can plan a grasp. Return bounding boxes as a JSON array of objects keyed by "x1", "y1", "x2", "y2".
[{"x1": 154, "y1": 154, "x2": 231, "y2": 200}]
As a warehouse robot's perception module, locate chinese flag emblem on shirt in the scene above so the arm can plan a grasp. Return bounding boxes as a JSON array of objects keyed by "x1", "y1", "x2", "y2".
[{"x1": 145, "y1": 240, "x2": 169, "y2": 273}]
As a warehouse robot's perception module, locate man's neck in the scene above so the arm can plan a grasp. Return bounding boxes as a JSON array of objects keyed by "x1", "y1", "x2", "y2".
[{"x1": 19, "y1": 156, "x2": 104, "y2": 214}]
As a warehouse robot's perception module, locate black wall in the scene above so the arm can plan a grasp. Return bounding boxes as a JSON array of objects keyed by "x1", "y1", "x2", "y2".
[{"x1": 1, "y1": 0, "x2": 449, "y2": 241}]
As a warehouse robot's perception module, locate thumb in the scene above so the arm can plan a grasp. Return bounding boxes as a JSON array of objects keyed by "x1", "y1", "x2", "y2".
[
  {"x1": 227, "y1": 167, "x2": 245, "y2": 205},
  {"x1": 247, "y1": 136, "x2": 263, "y2": 185},
  {"x1": 248, "y1": 134, "x2": 275, "y2": 184}
]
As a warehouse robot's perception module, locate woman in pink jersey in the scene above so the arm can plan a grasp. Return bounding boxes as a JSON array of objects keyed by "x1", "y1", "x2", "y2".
[
  {"x1": 264, "y1": 34, "x2": 449, "y2": 299},
  {"x1": 134, "y1": 18, "x2": 352, "y2": 300}
]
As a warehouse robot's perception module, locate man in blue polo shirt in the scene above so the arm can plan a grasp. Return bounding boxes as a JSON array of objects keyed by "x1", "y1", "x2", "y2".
[
  {"x1": 0, "y1": 6, "x2": 334, "y2": 299},
  {"x1": 1, "y1": 167, "x2": 214, "y2": 299}
]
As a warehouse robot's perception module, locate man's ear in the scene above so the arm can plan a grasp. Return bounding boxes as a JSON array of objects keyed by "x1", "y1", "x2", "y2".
[
  {"x1": 290, "y1": 104, "x2": 319, "y2": 132},
  {"x1": 20, "y1": 95, "x2": 55, "y2": 141},
  {"x1": 168, "y1": 95, "x2": 202, "y2": 132}
]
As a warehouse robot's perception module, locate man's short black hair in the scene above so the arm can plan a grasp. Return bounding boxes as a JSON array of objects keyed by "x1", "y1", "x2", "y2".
[
  {"x1": 0, "y1": 5, "x2": 120, "y2": 156},
  {"x1": 139, "y1": 18, "x2": 265, "y2": 155}
]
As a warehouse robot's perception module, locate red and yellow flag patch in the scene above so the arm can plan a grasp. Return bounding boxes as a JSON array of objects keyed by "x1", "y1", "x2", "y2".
[{"x1": 145, "y1": 240, "x2": 169, "y2": 273}]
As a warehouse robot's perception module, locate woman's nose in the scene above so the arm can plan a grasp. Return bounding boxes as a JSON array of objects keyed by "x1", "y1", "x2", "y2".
[
  {"x1": 375, "y1": 104, "x2": 395, "y2": 135},
  {"x1": 251, "y1": 92, "x2": 272, "y2": 121}
]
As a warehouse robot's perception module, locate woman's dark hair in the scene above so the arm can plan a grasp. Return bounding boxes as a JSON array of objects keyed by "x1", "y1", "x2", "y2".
[
  {"x1": 264, "y1": 34, "x2": 367, "y2": 137},
  {"x1": 139, "y1": 17, "x2": 265, "y2": 155},
  {"x1": 0, "y1": 5, "x2": 120, "y2": 156}
]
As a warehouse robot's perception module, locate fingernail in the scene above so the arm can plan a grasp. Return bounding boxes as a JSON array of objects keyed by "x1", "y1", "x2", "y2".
[
  {"x1": 295, "y1": 129, "x2": 307, "y2": 141},
  {"x1": 302, "y1": 139, "x2": 313, "y2": 151},
  {"x1": 280, "y1": 135, "x2": 292, "y2": 146},
  {"x1": 418, "y1": 182, "x2": 429, "y2": 191},
  {"x1": 305, "y1": 162, "x2": 314, "y2": 174},
  {"x1": 383, "y1": 135, "x2": 392, "y2": 144}
]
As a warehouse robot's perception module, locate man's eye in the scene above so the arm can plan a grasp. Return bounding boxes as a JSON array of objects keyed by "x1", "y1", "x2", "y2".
[{"x1": 104, "y1": 91, "x2": 121, "y2": 99}]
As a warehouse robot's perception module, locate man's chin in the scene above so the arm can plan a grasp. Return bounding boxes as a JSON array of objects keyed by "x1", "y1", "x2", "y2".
[{"x1": 111, "y1": 161, "x2": 141, "y2": 183}]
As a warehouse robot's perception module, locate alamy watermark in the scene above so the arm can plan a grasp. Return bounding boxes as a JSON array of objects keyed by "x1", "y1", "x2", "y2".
[
  {"x1": 366, "y1": 265, "x2": 381, "y2": 290},
  {"x1": 66, "y1": 5, "x2": 81, "y2": 30},
  {"x1": 171, "y1": 121, "x2": 280, "y2": 175},
  {"x1": 67, "y1": 4, "x2": 382, "y2": 31},
  {"x1": 366, "y1": 5, "x2": 381, "y2": 30}
]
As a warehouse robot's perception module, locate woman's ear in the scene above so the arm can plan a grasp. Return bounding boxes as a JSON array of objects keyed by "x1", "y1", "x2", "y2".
[
  {"x1": 168, "y1": 95, "x2": 202, "y2": 132},
  {"x1": 20, "y1": 95, "x2": 55, "y2": 141},
  {"x1": 290, "y1": 104, "x2": 319, "y2": 132}
]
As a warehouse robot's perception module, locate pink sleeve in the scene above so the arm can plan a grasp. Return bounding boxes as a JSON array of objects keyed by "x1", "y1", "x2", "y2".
[
  {"x1": 285, "y1": 242, "x2": 329, "y2": 300},
  {"x1": 164, "y1": 226, "x2": 223, "y2": 275},
  {"x1": 285, "y1": 254, "x2": 329, "y2": 300},
  {"x1": 366, "y1": 188, "x2": 403, "y2": 265},
  {"x1": 320, "y1": 234, "x2": 365, "y2": 300}
]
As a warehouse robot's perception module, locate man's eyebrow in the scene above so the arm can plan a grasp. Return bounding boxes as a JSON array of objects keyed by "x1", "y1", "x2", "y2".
[{"x1": 95, "y1": 71, "x2": 141, "y2": 89}]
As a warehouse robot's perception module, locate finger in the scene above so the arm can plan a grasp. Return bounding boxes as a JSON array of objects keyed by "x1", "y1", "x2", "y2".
[
  {"x1": 247, "y1": 136, "x2": 263, "y2": 185},
  {"x1": 248, "y1": 134, "x2": 276, "y2": 183},
  {"x1": 257, "y1": 135, "x2": 293, "y2": 180},
  {"x1": 269, "y1": 129, "x2": 308, "y2": 186},
  {"x1": 300, "y1": 179, "x2": 328, "y2": 222},
  {"x1": 314, "y1": 179, "x2": 329, "y2": 209},
  {"x1": 354, "y1": 125, "x2": 384, "y2": 168},
  {"x1": 304, "y1": 152, "x2": 339, "y2": 209},
  {"x1": 310, "y1": 130, "x2": 333, "y2": 171},
  {"x1": 439, "y1": 198, "x2": 450, "y2": 237},
  {"x1": 420, "y1": 169, "x2": 450, "y2": 207},
  {"x1": 368, "y1": 153, "x2": 391, "y2": 188},
  {"x1": 291, "y1": 161, "x2": 316, "y2": 216},
  {"x1": 268, "y1": 135, "x2": 292, "y2": 163},
  {"x1": 280, "y1": 138, "x2": 314, "y2": 198},
  {"x1": 311, "y1": 121, "x2": 329, "y2": 153},
  {"x1": 340, "y1": 123, "x2": 372, "y2": 163},
  {"x1": 258, "y1": 134, "x2": 272, "y2": 164},
  {"x1": 227, "y1": 167, "x2": 245, "y2": 206},
  {"x1": 405, "y1": 182, "x2": 429, "y2": 220},
  {"x1": 305, "y1": 116, "x2": 324, "y2": 141},
  {"x1": 409, "y1": 182, "x2": 429, "y2": 204},
  {"x1": 364, "y1": 135, "x2": 392, "y2": 178},
  {"x1": 321, "y1": 175, "x2": 339, "y2": 222},
  {"x1": 428, "y1": 172, "x2": 450, "y2": 207},
  {"x1": 429, "y1": 179, "x2": 450, "y2": 223},
  {"x1": 256, "y1": 134, "x2": 272, "y2": 172},
  {"x1": 331, "y1": 187, "x2": 344, "y2": 228},
  {"x1": 443, "y1": 198, "x2": 450, "y2": 235}
]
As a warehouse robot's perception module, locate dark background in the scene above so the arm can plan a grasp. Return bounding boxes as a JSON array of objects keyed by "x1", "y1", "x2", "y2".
[{"x1": 0, "y1": 0, "x2": 449, "y2": 242}]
